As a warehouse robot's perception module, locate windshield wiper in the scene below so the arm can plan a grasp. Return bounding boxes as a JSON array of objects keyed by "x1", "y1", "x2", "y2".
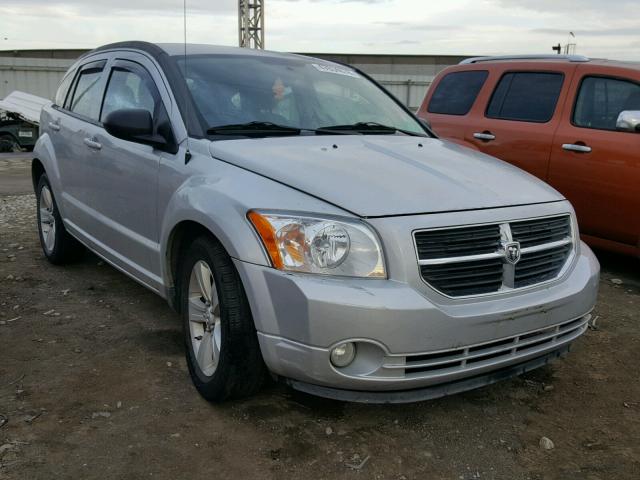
[
  {"x1": 207, "y1": 121, "x2": 354, "y2": 137},
  {"x1": 319, "y1": 122, "x2": 426, "y2": 137},
  {"x1": 207, "y1": 121, "x2": 302, "y2": 136}
]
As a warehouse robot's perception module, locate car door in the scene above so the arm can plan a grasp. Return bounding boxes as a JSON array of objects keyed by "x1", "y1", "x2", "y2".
[
  {"x1": 54, "y1": 58, "x2": 109, "y2": 232},
  {"x1": 463, "y1": 66, "x2": 575, "y2": 180},
  {"x1": 548, "y1": 66, "x2": 640, "y2": 252},
  {"x1": 77, "y1": 56, "x2": 177, "y2": 288}
]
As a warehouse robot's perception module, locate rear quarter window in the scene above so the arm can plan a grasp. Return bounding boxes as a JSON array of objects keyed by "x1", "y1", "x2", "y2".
[
  {"x1": 427, "y1": 70, "x2": 488, "y2": 115},
  {"x1": 54, "y1": 69, "x2": 76, "y2": 107},
  {"x1": 486, "y1": 71, "x2": 564, "y2": 123}
]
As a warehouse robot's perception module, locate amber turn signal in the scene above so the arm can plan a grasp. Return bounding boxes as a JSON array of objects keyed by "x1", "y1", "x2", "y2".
[{"x1": 247, "y1": 210, "x2": 284, "y2": 269}]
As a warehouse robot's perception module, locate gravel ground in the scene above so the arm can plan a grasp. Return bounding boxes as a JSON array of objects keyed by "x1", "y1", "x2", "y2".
[{"x1": 1, "y1": 176, "x2": 639, "y2": 478}]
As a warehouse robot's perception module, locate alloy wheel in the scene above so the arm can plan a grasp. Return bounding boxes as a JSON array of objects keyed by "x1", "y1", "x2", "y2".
[
  {"x1": 39, "y1": 185, "x2": 56, "y2": 254},
  {"x1": 187, "y1": 260, "x2": 222, "y2": 376}
]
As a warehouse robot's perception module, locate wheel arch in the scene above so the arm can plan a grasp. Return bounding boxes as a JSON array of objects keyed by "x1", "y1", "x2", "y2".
[
  {"x1": 165, "y1": 220, "x2": 213, "y2": 309},
  {"x1": 31, "y1": 132, "x2": 62, "y2": 196},
  {"x1": 32, "y1": 157, "x2": 46, "y2": 190},
  {"x1": 159, "y1": 176, "x2": 277, "y2": 310}
]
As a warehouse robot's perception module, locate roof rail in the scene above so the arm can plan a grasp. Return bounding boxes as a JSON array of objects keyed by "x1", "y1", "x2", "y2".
[{"x1": 459, "y1": 54, "x2": 590, "y2": 65}]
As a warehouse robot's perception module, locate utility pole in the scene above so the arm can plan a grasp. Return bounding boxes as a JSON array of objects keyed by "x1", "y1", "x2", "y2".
[{"x1": 238, "y1": 0, "x2": 264, "y2": 49}]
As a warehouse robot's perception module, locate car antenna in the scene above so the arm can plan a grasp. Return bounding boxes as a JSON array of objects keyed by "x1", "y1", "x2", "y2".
[{"x1": 183, "y1": 0, "x2": 192, "y2": 164}]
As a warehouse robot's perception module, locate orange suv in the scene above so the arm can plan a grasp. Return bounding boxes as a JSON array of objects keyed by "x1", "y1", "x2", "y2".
[{"x1": 418, "y1": 55, "x2": 640, "y2": 257}]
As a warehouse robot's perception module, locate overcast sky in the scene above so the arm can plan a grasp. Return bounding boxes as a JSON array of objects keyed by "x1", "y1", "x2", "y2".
[{"x1": 0, "y1": 0, "x2": 638, "y2": 59}]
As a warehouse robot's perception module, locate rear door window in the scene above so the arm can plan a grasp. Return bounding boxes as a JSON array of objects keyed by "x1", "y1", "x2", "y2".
[
  {"x1": 68, "y1": 61, "x2": 106, "y2": 121},
  {"x1": 486, "y1": 72, "x2": 564, "y2": 123},
  {"x1": 427, "y1": 70, "x2": 488, "y2": 115},
  {"x1": 573, "y1": 76, "x2": 640, "y2": 131}
]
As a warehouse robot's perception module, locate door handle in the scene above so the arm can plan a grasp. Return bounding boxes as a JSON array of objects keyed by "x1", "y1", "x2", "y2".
[
  {"x1": 83, "y1": 137, "x2": 102, "y2": 150},
  {"x1": 473, "y1": 132, "x2": 496, "y2": 141},
  {"x1": 48, "y1": 122, "x2": 60, "y2": 131},
  {"x1": 562, "y1": 143, "x2": 591, "y2": 153}
]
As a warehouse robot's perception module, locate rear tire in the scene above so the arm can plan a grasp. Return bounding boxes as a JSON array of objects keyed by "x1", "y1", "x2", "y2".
[
  {"x1": 179, "y1": 235, "x2": 266, "y2": 402},
  {"x1": 36, "y1": 174, "x2": 83, "y2": 264}
]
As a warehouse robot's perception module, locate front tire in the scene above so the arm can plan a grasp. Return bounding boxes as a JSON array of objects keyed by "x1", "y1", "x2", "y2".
[
  {"x1": 0, "y1": 134, "x2": 21, "y2": 153},
  {"x1": 36, "y1": 174, "x2": 83, "y2": 264},
  {"x1": 179, "y1": 236, "x2": 266, "y2": 402}
]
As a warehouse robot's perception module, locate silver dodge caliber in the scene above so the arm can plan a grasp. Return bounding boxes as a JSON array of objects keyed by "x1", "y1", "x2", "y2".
[{"x1": 33, "y1": 42, "x2": 600, "y2": 403}]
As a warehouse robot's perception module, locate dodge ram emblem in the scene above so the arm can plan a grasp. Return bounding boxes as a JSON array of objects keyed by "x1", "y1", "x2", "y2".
[{"x1": 503, "y1": 241, "x2": 521, "y2": 265}]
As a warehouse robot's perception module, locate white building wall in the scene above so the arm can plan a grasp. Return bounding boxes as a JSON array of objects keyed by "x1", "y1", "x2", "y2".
[{"x1": 0, "y1": 58, "x2": 73, "y2": 100}]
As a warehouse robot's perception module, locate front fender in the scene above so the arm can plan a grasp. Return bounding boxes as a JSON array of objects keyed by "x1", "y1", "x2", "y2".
[
  {"x1": 158, "y1": 158, "x2": 351, "y2": 290},
  {"x1": 160, "y1": 177, "x2": 268, "y2": 267}
]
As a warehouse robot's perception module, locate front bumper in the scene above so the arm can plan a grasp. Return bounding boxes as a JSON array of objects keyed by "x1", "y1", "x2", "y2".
[
  {"x1": 234, "y1": 241, "x2": 599, "y2": 394},
  {"x1": 287, "y1": 345, "x2": 571, "y2": 404}
]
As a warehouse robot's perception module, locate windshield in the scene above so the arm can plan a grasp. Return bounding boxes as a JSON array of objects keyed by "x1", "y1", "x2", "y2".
[{"x1": 175, "y1": 54, "x2": 426, "y2": 137}]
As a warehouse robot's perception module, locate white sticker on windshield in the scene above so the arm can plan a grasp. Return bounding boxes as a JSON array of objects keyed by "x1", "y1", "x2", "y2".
[{"x1": 312, "y1": 63, "x2": 360, "y2": 78}]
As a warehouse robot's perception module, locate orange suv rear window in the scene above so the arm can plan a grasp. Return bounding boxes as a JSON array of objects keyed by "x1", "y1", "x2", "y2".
[{"x1": 428, "y1": 70, "x2": 488, "y2": 116}]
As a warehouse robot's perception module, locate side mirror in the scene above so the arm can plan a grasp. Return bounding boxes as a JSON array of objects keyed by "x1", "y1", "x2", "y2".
[
  {"x1": 616, "y1": 110, "x2": 640, "y2": 133},
  {"x1": 103, "y1": 108, "x2": 170, "y2": 149}
]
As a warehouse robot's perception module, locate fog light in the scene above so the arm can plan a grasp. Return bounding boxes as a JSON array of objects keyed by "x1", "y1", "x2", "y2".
[{"x1": 330, "y1": 342, "x2": 356, "y2": 368}]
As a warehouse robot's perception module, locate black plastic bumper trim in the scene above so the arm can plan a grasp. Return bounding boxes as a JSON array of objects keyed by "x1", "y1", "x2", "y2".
[{"x1": 286, "y1": 344, "x2": 571, "y2": 404}]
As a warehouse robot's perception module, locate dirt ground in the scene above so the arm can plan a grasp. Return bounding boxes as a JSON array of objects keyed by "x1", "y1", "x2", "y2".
[{"x1": 1, "y1": 153, "x2": 639, "y2": 479}]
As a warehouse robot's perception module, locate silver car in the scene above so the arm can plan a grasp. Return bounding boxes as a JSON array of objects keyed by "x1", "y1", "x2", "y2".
[{"x1": 33, "y1": 42, "x2": 600, "y2": 403}]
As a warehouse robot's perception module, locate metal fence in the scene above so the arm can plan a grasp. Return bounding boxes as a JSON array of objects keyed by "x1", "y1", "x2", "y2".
[{"x1": 372, "y1": 76, "x2": 432, "y2": 111}]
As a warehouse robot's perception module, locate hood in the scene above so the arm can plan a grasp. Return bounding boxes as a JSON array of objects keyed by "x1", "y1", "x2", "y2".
[{"x1": 209, "y1": 135, "x2": 563, "y2": 217}]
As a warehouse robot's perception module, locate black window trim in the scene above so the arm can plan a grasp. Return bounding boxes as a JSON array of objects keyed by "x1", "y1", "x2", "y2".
[
  {"x1": 99, "y1": 57, "x2": 177, "y2": 153},
  {"x1": 484, "y1": 69, "x2": 566, "y2": 124},
  {"x1": 98, "y1": 58, "x2": 164, "y2": 123},
  {"x1": 55, "y1": 59, "x2": 108, "y2": 127},
  {"x1": 427, "y1": 69, "x2": 489, "y2": 116},
  {"x1": 53, "y1": 67, "x2": 78, "y2": 109},
  {"x1": 570, "y1": 73, "x2": 640, "y2": 133}
]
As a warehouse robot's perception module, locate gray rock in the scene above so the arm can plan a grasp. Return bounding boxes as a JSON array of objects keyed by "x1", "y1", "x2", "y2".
[
  {"x1": 91, "y1": 411, "x2": 111, "y2": 419},
  {"x1": 0, "y1": 443, "x2": 16, "y2": 455},
  {"x1": 539, "y1": 436, "x2": 555, "y2": 450}
]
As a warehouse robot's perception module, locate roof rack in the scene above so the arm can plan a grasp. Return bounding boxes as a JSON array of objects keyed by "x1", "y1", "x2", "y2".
[{"x1": 459, "y1": 54, "x2": 590, "y2": 65}]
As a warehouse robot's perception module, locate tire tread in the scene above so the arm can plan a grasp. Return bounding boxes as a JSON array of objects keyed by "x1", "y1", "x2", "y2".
[{"x1": 180, "y1": 235, "x2": 266, "y2": 401}]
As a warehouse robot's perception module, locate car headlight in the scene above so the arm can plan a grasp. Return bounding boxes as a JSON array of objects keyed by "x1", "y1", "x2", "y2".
[{"x1": 248, "y1": 210, "x2": 386, "y2": 278}]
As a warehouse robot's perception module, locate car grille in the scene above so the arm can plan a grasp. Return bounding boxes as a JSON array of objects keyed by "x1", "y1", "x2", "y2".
[
  {"x1": 510, "y1": 216, "x2": 572, "y2": 248},
  {"x1": 514, "y1": 244, "x2": 572, "y2": 288},
  {"x1": 414, "y1": 215, "x2": 573, "y2": 297},
  {"x1": 419, "y1": 257, "x2": 504, "y2": 297},
  {"x1": 393, "y1": 315, "x2": 589, "y2": 379},
  {"x1": 414, "y1": 224, "x2": 502, "y2": 259}
]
